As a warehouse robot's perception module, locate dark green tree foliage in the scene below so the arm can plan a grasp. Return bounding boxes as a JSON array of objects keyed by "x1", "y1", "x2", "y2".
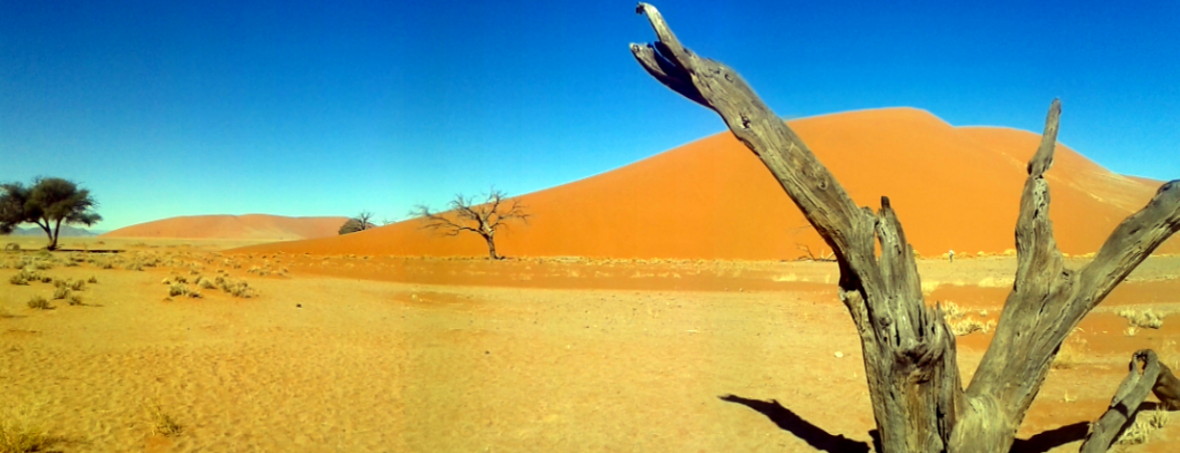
[{"x1": 0, "y1": 177, "x2": 102, "y2": 250}]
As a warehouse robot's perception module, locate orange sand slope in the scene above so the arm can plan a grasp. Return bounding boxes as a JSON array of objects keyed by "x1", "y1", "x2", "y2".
[
  {"x1": 241, "y1": 108, "x2": 1178, "y2": 259},
  {"x1": 103, "y1": 214, "x2": 348, "y2": 241}
]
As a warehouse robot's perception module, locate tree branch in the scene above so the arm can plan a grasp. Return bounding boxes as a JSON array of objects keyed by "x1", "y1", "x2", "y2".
[
  {"x1": 632, "y1": 4, "x2": 957, "y2": 451},
  {"x1": 1080, "y1": 349, "x2": 1180, "y2": 452}
]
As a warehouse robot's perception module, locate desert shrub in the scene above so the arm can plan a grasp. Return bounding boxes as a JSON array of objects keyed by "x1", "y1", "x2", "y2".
[
  {"x1": 38, "y1": 275, "x2": 51, "y2": 284},
  {"x1": 168, "y1": 283, "x2": 189, "y2": 297},
  {"x1": 214, "y1": 276, "x2": 255, "y2": 298},
  {"x1": 1118, "y1": 308, "x2": 1164, "y2": 329},
  {"x1": 149, "y1": 405, "x2": 183, "y2": 437},
  {"x1": 1116, "y1": 408, "x2": 1169, "y2": 445},
  {"x1": 52, "y1": 287, "x2": 70, "y2": 300},
  {"x1": 27, "y1": 296, "x2": 50, "y2": 310},
  {"x1": 68, "y1": 279, "x2": 84, "y2": 291},
  {"x1": 0, "y1": 422, "x2": 66, "y2": 453},
  {"x1": 67, "y1": 294, "x2": 83, "y2": 306},
  {"x1": 8, "y1": 273, "x2": 30, "y2": 286},
  {"x1": 196, "y1": 277, "x2": 215, "y2": 290},
  {"x1": 87, "y1": 275, "x2": 98, "y2": 284},
  {"x1": 1052, "y1": 330, "x2": 1089, "y2": 370},
  {"x1": 938, "y1": 301, "x2": 996, "y2": 336}
]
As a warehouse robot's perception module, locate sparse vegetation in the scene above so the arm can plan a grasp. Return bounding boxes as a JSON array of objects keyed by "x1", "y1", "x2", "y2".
[
  {"x1": 1118, "y1": 308, "x2": 1165, "y2": 330},
  {"x1": 1116, "y1": 408, "x2": 1169, "y2": 445},
  {"x1": 26, "y1": 295, "x2": 50, "y2": 310},
  {"x1": 149, "y1": 405, "x2": 183, "y2": 437},
  {"x1": 0, "y1": 422, "x2": 66, "y2": 453},
  {"x1": 168, "y1": 283, "x2": 189, "y2": 297},
  {"x1": 52, "y1": 286, "x2": 70, "y2": 300},
  {"x1": 1052, "y1": 329, "x2": 1090, "y2": 370},
  {"x1": 938, "y1": 301, "x2": 995, "y2": 336},
  {"x1": 215, "y1": 276, "x2": 255, "y2": 298}
]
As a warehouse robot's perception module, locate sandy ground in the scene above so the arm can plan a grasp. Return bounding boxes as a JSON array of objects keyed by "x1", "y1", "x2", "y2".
[{"x1": 2, "y1": 237, "x2": 1180, "y2": 452}]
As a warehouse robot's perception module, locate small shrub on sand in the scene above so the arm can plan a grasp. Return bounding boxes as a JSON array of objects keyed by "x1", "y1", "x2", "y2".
[
  {"x1": 68, "y1": 279, "x2": 85, "y2": 291},
  {"x1": 938, "y1": 302, "x2": 995, "y2": 336},
  {"x1": 26, "y1": 296, "x2": 50, "y2": 310},
  {"x1": 1116, "y1": 408, "x2": 1169, "y2": 445},
  {"x1": 52, "y1": 287, "x2": 70, "y2": 300},
  {"x1": 168, "y1": 283, "x2": 189, "y2": 298},
  {"x1": 1052, "y1": 330, "x2": 1089, "y2": 370},
  {"x1": 214, "y1": 276, "x2": 255, "y2": 298},
  {"x1": 1118, "y1": 308, "x2": 1164, "y2": 329},
  {"x1": 149, "y1": 405, "x2": 183, "y2": 437},
  {"x1": 196, "y1": 276, "x2": 215, "y2": 290},
  {"x1": 67, "y1": 294, "x2": 83, "y2": 306},
  {"x1": 0, "y1": 422, "x2": 66, "y2": 453},
  {"x1": 8, "y1": 273, "x2": 30, "y2": 286}
]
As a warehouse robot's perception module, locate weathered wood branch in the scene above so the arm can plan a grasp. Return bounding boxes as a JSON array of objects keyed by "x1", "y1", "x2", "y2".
[
  {"x1": 633, "y1": 4, "x2": 959, "y2": 451},
  {"x1": 631, "y1": 4, "x2": 1180, "y2": 452},
  {"x1": 1080, "y1": 349, "x2": 1180, "y2": 452}
]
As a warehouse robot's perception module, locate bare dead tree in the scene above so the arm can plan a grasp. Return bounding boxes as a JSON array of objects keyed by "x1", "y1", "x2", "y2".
[
  {"x1": 412, "y1": 189, "x2": 529, "y2": 260},
  {"x1": 630, "y1": 3, "x2": 1180, "y2": 452},
  {"x1": 338, "y1": 211, "x2": 376, "y2": 235}
]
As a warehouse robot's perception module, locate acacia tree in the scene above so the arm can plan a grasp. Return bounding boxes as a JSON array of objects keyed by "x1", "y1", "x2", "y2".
[
  {"x1": 412, "y1": 189, "x2": 529, "y2": 260},
  {"x1": 631, "y1": 4, "x2": 1180, "y2": 452},
  {"x1": 0, "y1": 177, "x2": 102, "y2": 251},
  {"x1": 339, "y1": 211, "x2": 376, "y2": 235}
]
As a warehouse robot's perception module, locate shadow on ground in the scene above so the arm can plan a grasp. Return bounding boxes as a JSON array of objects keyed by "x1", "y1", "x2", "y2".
[{"x1": 719, "y1": 394, "x2": 870, "y2": 452}]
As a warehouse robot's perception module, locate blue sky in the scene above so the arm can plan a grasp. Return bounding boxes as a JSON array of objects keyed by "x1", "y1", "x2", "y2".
[{"x1": 2, "y1": 1, "x2": 1178, "y2": 231}]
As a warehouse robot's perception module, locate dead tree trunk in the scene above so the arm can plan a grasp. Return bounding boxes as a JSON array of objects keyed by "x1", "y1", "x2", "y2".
[{"x1": 629, "y1": 3, "x2": 1180, "y2": 452}]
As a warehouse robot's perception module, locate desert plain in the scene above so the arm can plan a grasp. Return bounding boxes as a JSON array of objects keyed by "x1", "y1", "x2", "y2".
[
  {"x1": 2, "y1": 233, "x2": 1180, "y2": 452},
  {"x1": 4, "y1": 108, "x2": 1180, "y2": 452}
]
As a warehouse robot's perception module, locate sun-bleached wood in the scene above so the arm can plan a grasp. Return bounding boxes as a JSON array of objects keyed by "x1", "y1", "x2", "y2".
[{"x1": 631, "y1": 3, "x2": 1180, "y2": 451}]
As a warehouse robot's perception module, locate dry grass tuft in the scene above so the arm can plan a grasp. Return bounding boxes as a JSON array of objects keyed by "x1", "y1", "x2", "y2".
[
  {"x1": 1052, "y1": 329, "x2": 1089, "y2": 370},
  {"x1": 149, "y1": 405, "x2": 183, "y2": 437},
  {"x1": 938, "y1": 301, "x2": 996, "y2": 336},
  {"x1": 26, "y1": 296, "x2": 51, "y2": 310},
  {"x1": 1118, "y1": 308, "x2": 1164, "y2": 330},
  {"x1": 1116, "y1": 408, "x2": 1169, "y2": 445},
  {"x1": 0, "y1": 403, "x2": 68, "y2": 453}
]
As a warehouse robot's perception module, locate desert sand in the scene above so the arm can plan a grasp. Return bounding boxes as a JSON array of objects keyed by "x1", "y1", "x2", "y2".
[
  {"x1": 2, "y1": 235, "x2": 1180, "y2": 452},
  {"x1": 238, "y1": 108, "x2": 1177, "y2": 260},
  {"x1": 5, "y1": 108, "x2": 1179, "y2": 452},
  {"x1": 102, "y1": 214, "x2": 349, "y2": 242}
]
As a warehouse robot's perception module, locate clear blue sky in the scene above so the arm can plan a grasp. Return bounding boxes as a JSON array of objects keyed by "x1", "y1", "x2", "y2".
[{"x1": 2, "y1": 0, "x2": 1178, "y2": 231}]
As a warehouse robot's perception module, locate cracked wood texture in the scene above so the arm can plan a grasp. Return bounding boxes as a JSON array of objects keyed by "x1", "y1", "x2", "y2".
[
  {"x1": 630, "y1": 3, "x2": 1180, "y2": 452},
  {"x1": 1080, "y1": 350, "x2": 1180, "y2": 452}
]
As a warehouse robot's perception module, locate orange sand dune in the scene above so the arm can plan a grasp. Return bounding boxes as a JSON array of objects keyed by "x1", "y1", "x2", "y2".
[
  {"x1": 103, "y1": 214, "x2": 349, "y2": 241},
  {"x1": 239, "y1": 108, "x2": 1178, "y2": 259}
]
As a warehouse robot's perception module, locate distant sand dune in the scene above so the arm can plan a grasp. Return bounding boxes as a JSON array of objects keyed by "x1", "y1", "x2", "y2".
[
  {"x1": 238, "y1": 108, "x2": 1177, "y2": 259},
  {"x1": 102, "y1": 214, "x2": 348, "y2": 241}
]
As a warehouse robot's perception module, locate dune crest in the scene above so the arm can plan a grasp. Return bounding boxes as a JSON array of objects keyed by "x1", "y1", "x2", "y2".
[
  {"x1": 238, "y1": 108, "x2": 1177, "y2": 259},
  {"x1": 103, "y1": 214, "x2": 348, "y2": 241}
]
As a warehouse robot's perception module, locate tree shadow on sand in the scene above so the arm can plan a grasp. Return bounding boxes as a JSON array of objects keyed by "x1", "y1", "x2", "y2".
[
  {"x1": 1010, "y1": 401, "x2": 1171, "y2": 453},
  {"x1": 1009, "y1": 421, "x2": 1090, "y2": 453},
  {"x1": 719, "y1": 394, "x2": 870, "y2": 453}
]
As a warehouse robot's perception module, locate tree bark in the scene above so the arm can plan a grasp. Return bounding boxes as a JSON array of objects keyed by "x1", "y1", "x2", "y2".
[
  {"x1": 483, "y1": 234, "x2": 500, "y2": 260},
  {"x1": 630, "y1": 3, "x2": 1180, "y2": 452},
  {"x1": 1079, "y1": 349, "x2": 1180, "y2": 452}
]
